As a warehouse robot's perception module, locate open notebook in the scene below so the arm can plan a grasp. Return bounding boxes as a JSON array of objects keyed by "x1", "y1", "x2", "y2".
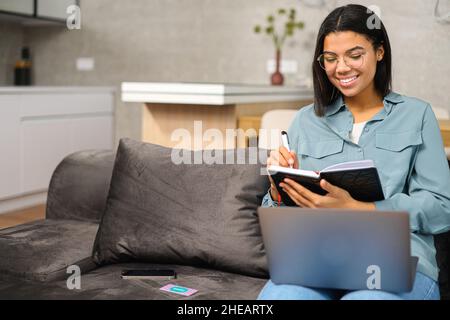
[{"x1": 267, "y1": 160, "x2": 385, "y2": 206}]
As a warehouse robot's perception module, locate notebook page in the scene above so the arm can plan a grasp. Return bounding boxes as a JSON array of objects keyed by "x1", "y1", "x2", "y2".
[
  {"x1": 267, "y1": 165, "x2": 320, "y2": 179},
  {"x1": 321, "y1": 160, "x2": 375, "y2": 173}
]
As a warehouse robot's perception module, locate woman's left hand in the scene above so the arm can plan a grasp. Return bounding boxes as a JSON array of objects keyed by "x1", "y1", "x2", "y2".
[{"x1": 280, "y1": 178, "x2": 376, "y2": 210}]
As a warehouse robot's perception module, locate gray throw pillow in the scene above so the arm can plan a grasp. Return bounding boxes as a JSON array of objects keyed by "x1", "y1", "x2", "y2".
[{"x1": 92, "y1": 138, "x2": 270, "y2": 278}]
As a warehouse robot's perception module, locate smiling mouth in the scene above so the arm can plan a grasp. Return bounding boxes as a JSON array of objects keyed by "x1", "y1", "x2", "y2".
[{"x1": 337, "y1": 75, "x2": 359, "y2": 86}]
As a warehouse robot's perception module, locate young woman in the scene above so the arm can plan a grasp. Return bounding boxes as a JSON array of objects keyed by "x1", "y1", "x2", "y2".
[{"x1": 259, "y1": 4, "x2": 450, "y2": 300}]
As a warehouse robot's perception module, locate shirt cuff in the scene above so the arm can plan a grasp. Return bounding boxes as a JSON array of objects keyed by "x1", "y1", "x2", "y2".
[
  {"x1": 262, "y1": 189, "x2": 282, "y2": 207},
  {"x1": 374, "y1": 198, "x2": 394, "y2": 211}
]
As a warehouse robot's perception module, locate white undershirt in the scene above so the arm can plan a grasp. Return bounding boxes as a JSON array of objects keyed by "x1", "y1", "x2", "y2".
[{"x1": 349, "y1": 121, "x2": 367, "y2": 144}]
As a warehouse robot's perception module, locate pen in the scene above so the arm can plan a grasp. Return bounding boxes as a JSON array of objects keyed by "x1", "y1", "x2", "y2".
[{"x1": 281, "y1": 131, "x2": 293, "y2": 168}]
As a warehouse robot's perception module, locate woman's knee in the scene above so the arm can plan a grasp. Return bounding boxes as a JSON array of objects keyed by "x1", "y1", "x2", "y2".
[
  {"x1": 342, "y1": 272, "x2": 440, "y2": 300},
  {"x1": 340, "y1": 290, "x2": 402, "y2": 300},
  {"x1": 258, "y1": 280, "x2": 334, "y2": 300}
]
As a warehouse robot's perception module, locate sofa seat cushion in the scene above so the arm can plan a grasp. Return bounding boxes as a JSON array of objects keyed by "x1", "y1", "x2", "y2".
[
  {"x1": 93, "y1": 139, "x2": 270, "y2": 278},
  {"x1": 0, "y1": 219, "x2": 99, "y2": 282},
  {"x1": 0, "y1": 263, "x2": 267, "y2": 300}
]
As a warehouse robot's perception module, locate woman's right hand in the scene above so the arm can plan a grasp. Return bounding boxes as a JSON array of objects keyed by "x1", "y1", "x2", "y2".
[{"x1": 267, "y1": 146, "x2": 299, "y2": 200}]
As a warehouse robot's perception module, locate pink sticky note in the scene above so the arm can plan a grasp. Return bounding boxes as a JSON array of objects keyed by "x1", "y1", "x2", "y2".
[{"x1": 160, "y1": 284, "x2": 198, "y2": 296}]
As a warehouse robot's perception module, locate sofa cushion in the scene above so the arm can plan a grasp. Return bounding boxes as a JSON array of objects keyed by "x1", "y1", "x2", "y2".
[
  {"x1": 0, "y1": 219, "x2": 99, "y2": 282},
  {"x1": 92, "y1": 138, "x2": 270, "y2": 278},
  {"x1": 0, "y1": 263, "x2": 267, "y2": 300}
]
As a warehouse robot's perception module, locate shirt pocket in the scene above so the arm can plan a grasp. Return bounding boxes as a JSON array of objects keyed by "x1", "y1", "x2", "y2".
[
  {"x1": 375, "y1": 130, "x2": 422, "y2": 152},
  {"x1": 375, "y1": 130, "x2": 422, "y2": 190},
  {"x1": 298, "y1": 139, "x2": 345, "y2": 170}
]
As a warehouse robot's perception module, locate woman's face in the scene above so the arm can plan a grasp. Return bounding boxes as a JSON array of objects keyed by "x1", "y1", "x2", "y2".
[{"x1": 322, "y1": 31, "x2": 384, "y2": 98}]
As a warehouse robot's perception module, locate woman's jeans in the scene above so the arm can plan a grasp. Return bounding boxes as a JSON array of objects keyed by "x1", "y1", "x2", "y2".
[{"x1": 258, "y1": 272, "x2": 440, "y2": 300}]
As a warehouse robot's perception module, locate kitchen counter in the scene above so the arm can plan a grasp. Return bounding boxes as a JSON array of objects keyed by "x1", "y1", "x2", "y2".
[
  {"x1": 121, "y1": 82, "x2": 313, "y2": 105},
  {"x1": 0, "y1": 86, "x2": 115, "y2": 94},
  {"x1": 121, "y1": 82, "x2": 314, "y2": 149}
]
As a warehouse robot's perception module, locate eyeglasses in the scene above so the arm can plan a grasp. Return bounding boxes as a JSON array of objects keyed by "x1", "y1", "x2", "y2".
[{"x1": 317, "y1": 51, "x2": 366, "y2": 72}]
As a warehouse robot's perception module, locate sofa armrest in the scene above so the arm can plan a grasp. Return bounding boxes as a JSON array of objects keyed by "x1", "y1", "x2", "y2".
[{"x1": 46, "y1": 150, "x2": 115, "y2": 222}]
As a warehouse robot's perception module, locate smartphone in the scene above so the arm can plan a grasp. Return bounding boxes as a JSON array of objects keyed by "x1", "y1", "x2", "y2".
[{"x1": 120, "y1": 269, "x2": 177, "y2": 280}]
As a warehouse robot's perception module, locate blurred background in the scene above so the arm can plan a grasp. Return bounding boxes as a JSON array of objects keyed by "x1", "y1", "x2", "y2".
[
  {"x1": 1, "y1": 0, "x2": 449, "y2": 141},
  {"x1": 0, "y1": 0, "x2": 449, "y2": 221}
]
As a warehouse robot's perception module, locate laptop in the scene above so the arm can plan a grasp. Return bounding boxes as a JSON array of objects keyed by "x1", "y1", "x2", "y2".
[{"x1": 258, "y1": 207, "x2": 418, "y2": 293}]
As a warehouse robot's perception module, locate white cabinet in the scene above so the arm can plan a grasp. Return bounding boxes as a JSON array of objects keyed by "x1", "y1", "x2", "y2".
[
  {"x1": 0, "y1": 0, "x2": 34, "y2": 16},
  {"x1": 0, "y1": 87, "x2": 115, "y2": 206},
  {"x1": 37, "y1": 0, "x2": 78, "y2": 20},
  {"x1": 0, "y1": 0, "x2": 78, "y2": 24},
  {"x1": 20, "y1": 118, "x2": 72, "y2": 193},
  {"x1": 0, "y1": 95, "x2": 21, "y2": 198}
]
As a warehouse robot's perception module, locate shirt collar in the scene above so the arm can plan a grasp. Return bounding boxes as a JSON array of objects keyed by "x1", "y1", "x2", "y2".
[
  {"x1": 323, "y1": 95, "x2": 345, "y2": 117},
  {"x1": 324, "y1": 91, "x2": 404, "y2": 118}
]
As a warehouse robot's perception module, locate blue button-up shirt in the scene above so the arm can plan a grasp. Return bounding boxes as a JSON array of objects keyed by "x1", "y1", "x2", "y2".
[{"x1": 261, "y1": 91, "x2": 450, "y2": 282}]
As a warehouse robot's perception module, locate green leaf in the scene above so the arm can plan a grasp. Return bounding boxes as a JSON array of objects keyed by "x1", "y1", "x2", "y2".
[
  {"x1": 254, "y1": 25, "x2": 261, "y2": 33},
  {"x1": 266, "y1": 26, "x2": 274, "y2": 34},
  {"x1": 297, "y1": 22, "x2": 305, "y2": 29},
  {"x1": 267, "y1": 15, "x2": 274, "y2": 23},
  {"x1": 278, "y1": 8, "x2": 286, "y2": 15},
  {"x1": 289, "y1": 8, "x2": 296, "y2": 19},
  {"x1": 286, "y1": 21, "x2": 294, "y2": 29}
]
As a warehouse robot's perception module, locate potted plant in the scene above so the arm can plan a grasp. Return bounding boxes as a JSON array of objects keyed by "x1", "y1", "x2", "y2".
[{"x1": 254, "y1": 8, "x2": 305, "y2": 85}]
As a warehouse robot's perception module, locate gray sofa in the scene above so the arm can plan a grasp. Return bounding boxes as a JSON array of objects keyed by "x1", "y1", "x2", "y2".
[
  {"x1": 0, "y1": 138, "x2": 449, "y2": 300},
  {"x1": 0, "y1": 139, "x2": 270, "y2": 299}
]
